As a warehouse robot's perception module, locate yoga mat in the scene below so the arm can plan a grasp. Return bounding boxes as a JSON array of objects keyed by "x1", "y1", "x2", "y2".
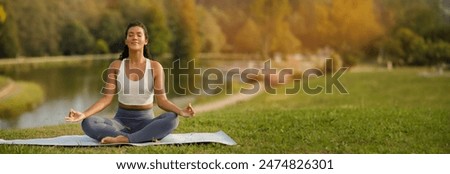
[{"x1": 0, "y1": 130, "x2": 236, "y2": 146}]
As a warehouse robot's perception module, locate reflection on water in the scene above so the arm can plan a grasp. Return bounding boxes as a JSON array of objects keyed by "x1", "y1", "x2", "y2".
[{"x1": 0, "y1": 58, "x2": 117, "y2": 129}]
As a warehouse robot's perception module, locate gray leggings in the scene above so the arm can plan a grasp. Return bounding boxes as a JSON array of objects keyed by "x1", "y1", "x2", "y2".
[{"x1": 81, "y1": 108, "x2": 179, "y2": 143}]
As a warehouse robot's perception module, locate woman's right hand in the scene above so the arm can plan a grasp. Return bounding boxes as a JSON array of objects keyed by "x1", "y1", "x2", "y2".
[{"x1": 65, "y1": 109, "x2": 86, "y2": 122}]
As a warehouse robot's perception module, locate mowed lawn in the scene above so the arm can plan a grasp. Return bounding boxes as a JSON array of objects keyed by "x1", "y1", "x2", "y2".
[{"x1": 0, "y1": 68, "x2": 448, "y2": 153}]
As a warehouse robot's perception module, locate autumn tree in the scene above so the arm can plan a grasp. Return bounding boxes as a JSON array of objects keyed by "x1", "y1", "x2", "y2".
[
  {"x1": 166, "y1": 0, "x2": 200, "y2": 60},
  {"x1": 249, "y1": 0, "x2": 300, "y2": 57},
  {"x1": 197, "y1": 5, "x2": 226, "y2": 53},
  {"x1": 0, "y1": 3, "x2": 5, "y2": 24},
  {"x1": 233, "y1": 18, "x2": 262, "y2": 53},
  {"x1": 166, "y1": 0, "x2": 200, "y2": 94},
  {"x1": 270, "y1": 21, "x2": 301, "y2": 54},
  {"x1": 198, "y1": 0, "x2": 251, "y2": 52},
  {"x1": 0, "y1": 1, "x2": 19, "y2": 58}
]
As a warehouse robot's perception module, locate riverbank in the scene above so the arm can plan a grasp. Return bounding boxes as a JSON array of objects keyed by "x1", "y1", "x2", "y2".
[
  {"x1": 0, "y1": 76, "x2": 45, "y2": 119},
  {"x1": 0, "y1": 53, "x2": 261, "y2": 66},
  {"x1": 0, "y1": 68, "x2": 448, "y2": 153},
  {"x1": 0, "y1": 54, "x2": 117, "y2": 66}
]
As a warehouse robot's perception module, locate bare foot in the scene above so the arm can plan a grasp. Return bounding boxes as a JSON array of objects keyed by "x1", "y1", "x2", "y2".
[{"x1": 101, "y1": 135, "x2": 129, "y2": 144}]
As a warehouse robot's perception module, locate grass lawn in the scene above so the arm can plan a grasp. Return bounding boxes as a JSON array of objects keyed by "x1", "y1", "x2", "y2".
[{"x1": 0, "y1": 68, "x2": 448, "y2": 153}]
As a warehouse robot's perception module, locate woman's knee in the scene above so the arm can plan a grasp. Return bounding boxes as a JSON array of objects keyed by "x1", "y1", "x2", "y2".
[
  {"x1": 166, "y1": 111, "x2": 177, "y2": 116},
  {"x1": 168, "y1": 112, "x2": 179, "y2": 123},
  {"x1": 158, "y1": 112, "x2": 177, "y2": 120},
  {"x1": 81, "y1": 116, "x2": 104, "y2": 133},
  {"x1": 158, "y1": 112, "x2": 179, "y2": 128},
  {"x1": 168, "y1": 112, "x2": 179, "y2": 128},
  {"x1": 81, "y1": 117, "x2": 96, "y2": 128}
]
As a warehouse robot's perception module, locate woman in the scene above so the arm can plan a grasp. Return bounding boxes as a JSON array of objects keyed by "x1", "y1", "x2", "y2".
[{"x1": 65, "y1": 21, "x2": 195, "y2": 144}]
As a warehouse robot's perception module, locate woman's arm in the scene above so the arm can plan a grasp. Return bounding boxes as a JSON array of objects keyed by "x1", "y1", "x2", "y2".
[
  {"x1": 66, "y1": 60, "x2": 121, "y2": 122},
  {"x1": 79, "y1": 94, "x2": 114, "y2": 118},
  {"x1": 152, "y1": 61, "x2": 195, "y2": 117}
]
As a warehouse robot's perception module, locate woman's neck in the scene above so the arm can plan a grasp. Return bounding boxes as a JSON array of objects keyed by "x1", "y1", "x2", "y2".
[{"x1": 128, "y1": 51, "x2": 145, "y2": 64}]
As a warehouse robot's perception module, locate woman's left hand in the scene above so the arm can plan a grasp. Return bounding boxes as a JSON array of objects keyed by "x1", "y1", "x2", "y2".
[{"x1": 179, "y1": 103, "x2": 195, "y2": 118}]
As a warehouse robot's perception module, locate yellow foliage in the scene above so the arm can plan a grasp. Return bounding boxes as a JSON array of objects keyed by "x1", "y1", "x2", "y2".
[
  {"x1": 0, "y1": 4, "x2": 6, "y2": 23},
  {"x1": 294, "y1": 0, "x2": 384, "y2": 51},
  {"x1": 234, "y1": 18, "x2": 262, "y2": 52},
  {"x1": 330, "y1": 0, "x2": 385, "y2": 48},
  {"x1": 270, "y1": 21, "x2": 301, "y2": 54}
]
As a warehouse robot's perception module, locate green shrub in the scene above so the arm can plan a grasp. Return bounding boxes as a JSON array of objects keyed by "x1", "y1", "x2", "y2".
[{"x1": 0, "y1": 82, "x2": 45, "y2": 119}]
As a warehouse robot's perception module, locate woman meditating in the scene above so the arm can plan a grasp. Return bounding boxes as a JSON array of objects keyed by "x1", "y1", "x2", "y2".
[{"x1": 65, "y1": 21, "x2": 195, "y2": 144}]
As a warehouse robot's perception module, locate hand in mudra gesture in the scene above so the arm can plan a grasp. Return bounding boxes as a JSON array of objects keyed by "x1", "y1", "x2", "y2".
[
  {"x1": 179, "y1": 103, "x2": 195, "y2": 118},
  {"x1": 65, "y1": 109, "x2": 86, "y2": 122}
]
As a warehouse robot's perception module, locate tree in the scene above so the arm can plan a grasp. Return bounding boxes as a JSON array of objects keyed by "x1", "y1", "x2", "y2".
[
  {"x1": 390, "y1": 0, "x2": 446, "y2": 39},
  {"x1": 377, "y1": 36, "x2": 404, "y2": 66},
  {"x1": 381, "y1": 28, "x2": 429, "y2": 66},
  {"x1": 0, "y1": 1, "x2": 20, "y2": 58},
  {"x1": 329, "y1": 0, "x2": 384, "y2": 66},
  {"x1": 375, "y1": 0, "x2": 450, "y2": 67},
  {"x1": 427, "y1": 41, "x2": 450, "y2": 66},
  {"x1": 166, "y1": 0, "x2": 200, "y2": 94},
  {"x1": 8, "y1": 1, "x2": 64, "y2": 56},
  {"x1": 0, "y1": 4, "x2": 5, "y2": 24},
  {"x1": 209, "y1": 7, "x2": 247, "y2": 52},
  {"x1": 249, "y1": 0, "x2": 294, "y2": 57},
  {"x1": 233, "y1": 18, "x2": 262, "y2": 53},
  {"x1": 197, "y1": 5, "x2": 226, "y2": 53},
  {"x1": 290, "y1": 0, "x2": 385, "y2": 65},
  {"x1": 290, "y1": 0, "x2": 321, "y2": 50},
  {"x1": 166, "y1": 0, "x2": 200, "y2": 60},
  {"x1": 60, "y1": 20, "x2": 96, "y2": 55},
  {"x1": 145, "y1": 0, "x2": 172, "y2": 58},
  {"x1": 330, "y1": 0, "x2": 384, "y2": 48},
  {"x1": 95, "y1": 39, "x2": 110, "y2": 54},
  {"x1": 93, "y1": 11, "x2": 125, "y2": 53},
  {"x1": 270, "y1": 21, "x2": 301, "y2": 54}
]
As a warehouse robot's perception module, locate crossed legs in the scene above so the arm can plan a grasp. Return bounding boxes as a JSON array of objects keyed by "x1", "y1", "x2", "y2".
[{"x1": 81, "y1": 112, "x2": 179, "y2": 144}]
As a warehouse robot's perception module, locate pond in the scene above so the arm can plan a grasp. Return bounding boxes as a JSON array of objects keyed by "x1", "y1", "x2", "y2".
[
  {"x1": 0, "y1": 55, "x2": 261, "y2": 129},
  {"x1": 0, "y1": 57, "x2": 120, "y2": 129}
]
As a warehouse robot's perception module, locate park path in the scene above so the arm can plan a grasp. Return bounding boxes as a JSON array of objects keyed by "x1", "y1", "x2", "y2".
[
  {"x1": 194, "y1": 82, "x2": 265, "y2": 113},
  {"x1": 0, "y1": 80, "x2": 17, "y2": 100}
]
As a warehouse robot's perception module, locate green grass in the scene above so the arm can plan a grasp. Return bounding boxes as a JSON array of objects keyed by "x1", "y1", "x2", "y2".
[
  {"x1": 193, "y1": 79, "x2": 255, "y2": 105},
  {"x1": 0, "y1": 82, "x2": 45, "y2": 119},
  {"x1": 0, "y1": 68, "x2": 448, "y2": 153}
]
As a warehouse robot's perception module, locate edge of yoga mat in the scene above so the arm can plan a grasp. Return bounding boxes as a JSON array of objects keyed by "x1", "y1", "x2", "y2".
[{"x1": 0, "y1": 130, "x2": 237, "y2": 146}]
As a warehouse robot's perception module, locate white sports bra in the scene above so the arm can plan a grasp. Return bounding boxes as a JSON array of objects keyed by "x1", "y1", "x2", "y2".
[{"x1": 117, "y1": 58, "x2": 154, "y2": 105}]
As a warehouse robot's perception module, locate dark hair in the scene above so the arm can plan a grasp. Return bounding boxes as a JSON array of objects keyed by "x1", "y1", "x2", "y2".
[{"x1": 119, "y1": 21, "x2": 152, "y2": 60}]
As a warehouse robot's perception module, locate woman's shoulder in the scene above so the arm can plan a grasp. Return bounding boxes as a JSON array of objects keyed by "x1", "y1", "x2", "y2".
[
  {"x1": 150, "y1": 60, "x2": 163, "y2": 69},
  {"x1": 109, "y1": 59, "x2": 122, "y2": 69}
]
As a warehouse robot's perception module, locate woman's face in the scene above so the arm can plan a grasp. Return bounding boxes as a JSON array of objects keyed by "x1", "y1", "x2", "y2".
[{"x1": 125, "y1": 26, "x2": 148, "y2": 51}]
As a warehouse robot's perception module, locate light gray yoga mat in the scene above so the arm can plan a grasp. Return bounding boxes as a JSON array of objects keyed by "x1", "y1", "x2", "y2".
[{"x1": 0, "y1": 130, "x2": 236, "y2": 146}]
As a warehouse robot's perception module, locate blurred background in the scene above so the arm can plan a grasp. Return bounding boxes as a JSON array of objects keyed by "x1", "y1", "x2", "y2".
[{"x1": 0, "y1": 0, "x2": 449, "y2": 129}]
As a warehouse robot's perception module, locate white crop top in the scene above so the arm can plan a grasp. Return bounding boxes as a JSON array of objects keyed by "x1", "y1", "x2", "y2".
[{"x1": 117, "y1": 58, "x2": 154, "y2": 105}]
